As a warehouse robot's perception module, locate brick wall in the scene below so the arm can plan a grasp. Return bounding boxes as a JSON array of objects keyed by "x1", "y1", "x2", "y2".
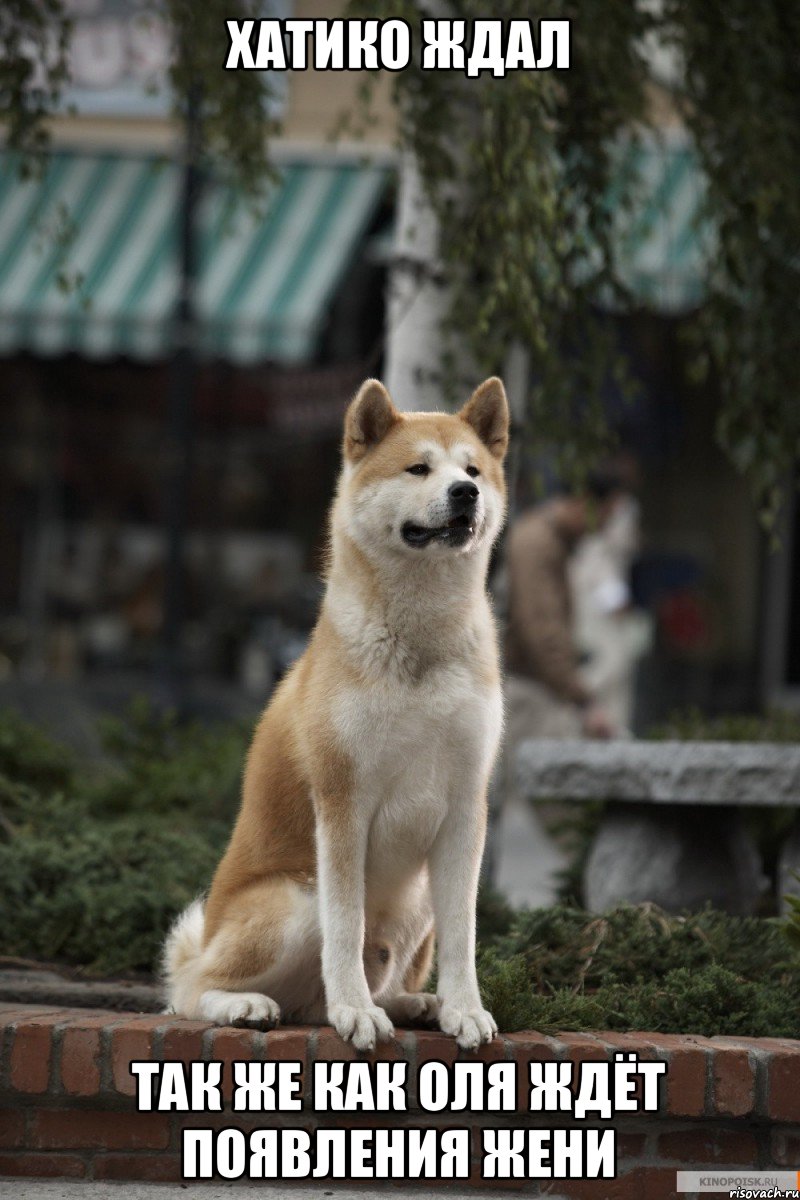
[{"x1": 1, "y1": 1003, "x2": 799, "y2": 1196}]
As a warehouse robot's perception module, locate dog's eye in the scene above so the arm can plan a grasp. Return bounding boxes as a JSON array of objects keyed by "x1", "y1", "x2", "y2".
[
  {"x1": 406, "y1": 463, "x2": 430, "y2": 476},
  {"x1": 466, "y1": 465, "x2": 480, "y2": 478}
]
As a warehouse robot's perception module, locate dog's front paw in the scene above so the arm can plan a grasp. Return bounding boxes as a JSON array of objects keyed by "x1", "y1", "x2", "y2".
[
  {"x1": 199, "y1": 989, "x2": 281, "y2": 1029},
  {"x1": 439, "y1": 1002, "x2": 497, "y2": 1050},
  {"x1": 384, "y1": 992, "x2": 440, "y2": 1025},
  {"x1": 329, "y1": 1003, "x2": 394, "y2": 1052}
]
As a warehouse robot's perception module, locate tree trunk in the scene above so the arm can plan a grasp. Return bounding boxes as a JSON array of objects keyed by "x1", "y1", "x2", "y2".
[{"x1": 383, "y1": 152, "x2": 451, "y2": 412}]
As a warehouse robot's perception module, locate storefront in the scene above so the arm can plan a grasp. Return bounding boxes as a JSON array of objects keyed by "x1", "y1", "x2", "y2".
[{"x1": 0, "y1": 148, "x2": 392, "y2": 685}]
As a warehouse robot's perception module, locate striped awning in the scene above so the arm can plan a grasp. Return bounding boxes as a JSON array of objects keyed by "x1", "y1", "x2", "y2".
[
  {"x1": 611, "y1": 134, "x2": 711, "y2": 313},
  {"x1": 0, "y1": 151, "x2": 389, "y2": 363}
]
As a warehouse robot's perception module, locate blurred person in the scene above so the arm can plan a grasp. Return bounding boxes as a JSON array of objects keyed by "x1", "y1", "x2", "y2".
[
  {"x1": 570, "y1": 489, "x2": 653, "y2": 732},
  {"x1": 489, "y1": 469, "x2": 628, "y2": 909},
  {"x1": 504, "y1": 468, "x2": 627, "y2": 743}
]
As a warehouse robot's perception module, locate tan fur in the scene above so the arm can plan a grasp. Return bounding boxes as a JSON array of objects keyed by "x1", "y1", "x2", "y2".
[
  {"x1": 164, "y1": 377, "x2": 509, "y2": 1050},
  {"x1": 404, "y1": 928, "x2": 436, "y2": 994}
]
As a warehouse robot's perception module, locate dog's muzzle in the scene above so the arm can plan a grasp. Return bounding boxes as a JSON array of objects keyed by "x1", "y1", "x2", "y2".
[{"x1": 401, "y1": 482, "x2": 480, "y2": 548}]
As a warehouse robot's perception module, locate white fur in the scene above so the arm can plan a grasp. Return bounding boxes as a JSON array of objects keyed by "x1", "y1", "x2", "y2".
[{"x1": 161, "y1": 897, "x2": 204, "y2": 1003}]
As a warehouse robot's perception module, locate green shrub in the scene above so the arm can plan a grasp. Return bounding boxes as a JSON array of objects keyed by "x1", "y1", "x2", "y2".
[
  {"x1": 492, "y1": 903, "x2": 795, "y2": 990},
  {"x1": 0, "y1": 813, "x2": 226, "y2": 973},
  {"x1": 475, "y1": 896, "x2": 800, "y2": 1037},
  {"x1": 0, "y1": 707, "x2": 74, "y2": 791},
  {"x1": 90, "y1": 696, "x2": 248, "y2": 819},
  {"x1": 479, "y1": 959, "x2": 799, "y2": 1040},
  {"x1": 649, "y1": 707, "x2": 800, "y2": 743},
  {"x1": 785, "y1": 873, "x2": 800, "y2": 954},
  {"x1": 0, "y1": 700, "x2": 245, "y2": 975}
]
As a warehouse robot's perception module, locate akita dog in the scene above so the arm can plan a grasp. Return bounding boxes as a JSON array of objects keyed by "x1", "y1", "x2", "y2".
[{"x1": 163, "y1": 376, "x2": 509, "y2": 1051}]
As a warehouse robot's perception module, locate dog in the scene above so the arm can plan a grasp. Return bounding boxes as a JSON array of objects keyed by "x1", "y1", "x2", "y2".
[{"x1": 163, "y1": 376, "x2": 509, "y2": 1051}]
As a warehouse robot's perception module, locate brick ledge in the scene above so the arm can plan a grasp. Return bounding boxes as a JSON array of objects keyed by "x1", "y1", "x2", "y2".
[{"x1": 1, "y1": 1003, "x2": 799, "y2": 1193}]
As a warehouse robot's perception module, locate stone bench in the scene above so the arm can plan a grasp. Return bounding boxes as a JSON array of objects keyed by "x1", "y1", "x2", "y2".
[{"x1": 516, "y1": 740, "x2": 800, "y2": 914}]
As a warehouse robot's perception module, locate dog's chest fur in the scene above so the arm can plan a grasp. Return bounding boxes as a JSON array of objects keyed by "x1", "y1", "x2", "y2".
[{"x1": 331, "y1": 625, "x2": 502, "y2": 890}]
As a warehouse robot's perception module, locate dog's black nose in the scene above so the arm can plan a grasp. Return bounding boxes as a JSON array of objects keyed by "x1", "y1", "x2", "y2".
[{"x1": 448, "y1": 480, "x2": 479, "y2": 508}]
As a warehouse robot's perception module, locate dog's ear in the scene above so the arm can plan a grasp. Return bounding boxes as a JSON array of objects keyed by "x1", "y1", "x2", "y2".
[
  {"x1": 459, "y1": 377, "x2": 509, "y2": 460},
  {"x1": 344, "y1": 379, "x2": 401, "y2": 462}
]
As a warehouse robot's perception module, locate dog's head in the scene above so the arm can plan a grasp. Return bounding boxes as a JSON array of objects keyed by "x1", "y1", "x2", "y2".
[{"x1": 336, "y1": 377, "x2": 509, "y2": 562}]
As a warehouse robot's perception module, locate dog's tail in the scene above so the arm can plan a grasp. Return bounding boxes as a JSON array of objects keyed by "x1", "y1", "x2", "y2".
[{"x1": 161, "y1": 897, "x2": 206, "y2": 1014}]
